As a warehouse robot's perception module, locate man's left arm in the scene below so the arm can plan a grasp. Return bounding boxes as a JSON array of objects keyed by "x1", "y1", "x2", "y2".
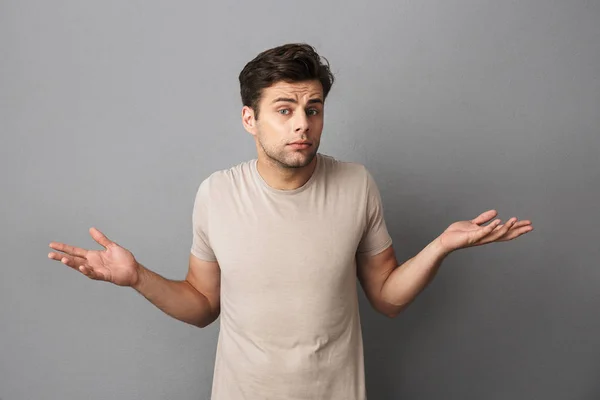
[{"x1": 357, "y1": 210, "x2": 534, "y2": 318}]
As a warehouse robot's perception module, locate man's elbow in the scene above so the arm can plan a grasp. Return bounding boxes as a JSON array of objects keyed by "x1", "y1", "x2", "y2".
[
  {"x1": 194, "y1": 319, "x2": 212, "y2": 329},
  {"x1": 373, "y1": 303, "x2": 402, "y2": 319},
  {"x1": 191, "y1": 309, "x2": 220, "y2": 328},
  {"x1": 382, "y1": 309, "x2": 402, "y2": 319},
  {"x1": 366, "y1": 290, "x2": 408, "y2": 318},
  {"x1": 376, "y1": 300, "x2": 410, "y2": 319}
]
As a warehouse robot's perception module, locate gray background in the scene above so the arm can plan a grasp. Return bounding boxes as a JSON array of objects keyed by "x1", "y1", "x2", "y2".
[{"x1": 1, "y1": 0, "x2": 599, "y2": 399}]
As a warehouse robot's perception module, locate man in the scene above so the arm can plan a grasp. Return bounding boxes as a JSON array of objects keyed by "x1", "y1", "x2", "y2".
[{"x1": 48, "y1": 43, "x2": 534, "y2": 399}]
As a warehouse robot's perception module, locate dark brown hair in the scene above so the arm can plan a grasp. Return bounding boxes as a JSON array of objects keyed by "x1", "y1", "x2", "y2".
[{"x1": 238, "y1": 43, "x2": 335, "y2": 119}]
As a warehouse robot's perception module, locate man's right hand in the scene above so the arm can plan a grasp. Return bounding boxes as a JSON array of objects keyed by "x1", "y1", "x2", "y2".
[{"x1": 48, "y1": 227, "x2": 140, "y2": 287}]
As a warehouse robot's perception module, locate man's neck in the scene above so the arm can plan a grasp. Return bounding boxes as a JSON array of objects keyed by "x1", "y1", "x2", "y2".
[{"x1": 256, "y1": 155, "x2": 318, "y2": 191}]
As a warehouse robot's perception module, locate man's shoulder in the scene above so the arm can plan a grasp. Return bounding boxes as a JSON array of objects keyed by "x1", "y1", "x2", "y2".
[
  {"x1": 194, "y1": 159, "x2": 255, "y2": 199},
  {"x1": 320, "y1": 153, "x2": 370, "y2": 183},
  {"x1": 201, "y1": 159, "x2": 255, "y2": 185}
]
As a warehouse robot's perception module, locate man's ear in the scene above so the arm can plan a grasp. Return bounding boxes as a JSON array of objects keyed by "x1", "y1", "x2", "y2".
[{"x1": 242, "y1": 106, "x2": 257, "y2": 136}]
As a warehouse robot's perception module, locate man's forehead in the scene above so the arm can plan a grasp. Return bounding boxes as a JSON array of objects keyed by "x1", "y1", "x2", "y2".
[{"x1": 264, "y1": 81, "x2": 323, "y2": 99}]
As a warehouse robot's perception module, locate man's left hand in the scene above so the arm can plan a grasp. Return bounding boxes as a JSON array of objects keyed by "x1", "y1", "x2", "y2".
[{"x1": 438, "y1": 209, "x2": 534, "y2": 254}]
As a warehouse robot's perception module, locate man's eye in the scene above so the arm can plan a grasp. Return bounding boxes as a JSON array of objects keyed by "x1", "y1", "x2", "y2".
[
  {"x1": 278, "y1": 109, "x2": 290, "y2": 115},
  {"x1": 307, "y1": 109, "x2": 319, "y2": 116}
]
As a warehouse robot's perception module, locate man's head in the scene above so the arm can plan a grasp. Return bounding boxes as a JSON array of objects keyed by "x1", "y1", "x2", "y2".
[{"x1": 239, "y1": 43, "x2": 335, "y2": 169}]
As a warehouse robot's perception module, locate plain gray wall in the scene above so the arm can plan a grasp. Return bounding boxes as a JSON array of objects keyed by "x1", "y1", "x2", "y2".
[{"x1": 1, "y1": 0, "x2": 599, "y2": 399}]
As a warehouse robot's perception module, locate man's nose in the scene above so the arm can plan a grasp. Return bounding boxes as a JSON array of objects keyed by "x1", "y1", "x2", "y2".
[{"x1": 294, "y1": 111, "x2": 309, "y2": 133}]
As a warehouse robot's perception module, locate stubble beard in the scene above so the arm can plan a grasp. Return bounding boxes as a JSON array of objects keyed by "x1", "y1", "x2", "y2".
[{"x1": 258, "y1": 137, "x2": 319, "y2": 169}]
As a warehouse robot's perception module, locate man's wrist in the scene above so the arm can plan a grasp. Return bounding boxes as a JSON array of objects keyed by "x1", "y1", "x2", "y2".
[
  {"x1": 131, "y1": 262, "x2": 147, "y2": 291},
  {"x1": 431, "y1": 236, "x2": 454, "y2": 258}
]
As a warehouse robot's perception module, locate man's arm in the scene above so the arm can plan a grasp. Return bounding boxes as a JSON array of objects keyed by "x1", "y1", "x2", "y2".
[
  {"x1": 133, "y1": 253, "x2": 221, "y2": 328},
  {"x1": 357, "y1": 210, "x2": 533, "y2": 319},
  {"x1": 356, "y1": 240, "x2": 448, "y2": 319},
  {"x1": 48, "y1": 227, "x2": 222, "y2": 328}
]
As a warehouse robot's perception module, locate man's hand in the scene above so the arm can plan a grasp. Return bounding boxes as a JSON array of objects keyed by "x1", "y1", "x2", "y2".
[
  {"x1": 48, "y1": 228, "x2": 140, "y2": 286},
  {"x1": 438, "y1": 209, "x2": 534, "y2": 254}
]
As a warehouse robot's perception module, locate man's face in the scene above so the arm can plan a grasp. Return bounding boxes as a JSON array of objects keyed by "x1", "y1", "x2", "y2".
[{"x1": 243, "y1": 80, "x2": 324, "y2": 169}]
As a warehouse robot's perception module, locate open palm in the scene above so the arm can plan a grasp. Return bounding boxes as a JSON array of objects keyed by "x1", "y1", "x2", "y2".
[
  {"x1": 438, "y1": 209, "x2": 534, "y2": 253},
  {"x1": 48, "y1": 227, "x2": 140, "y2": 286}
]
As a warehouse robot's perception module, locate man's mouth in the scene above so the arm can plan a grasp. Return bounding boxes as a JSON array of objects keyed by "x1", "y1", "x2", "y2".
[
  {"x1": 288, "y1": 141, "x2": 312, "y2": 149},
  {"x1": 289, "y1": 140, "x2": 312, "y2": 145}
]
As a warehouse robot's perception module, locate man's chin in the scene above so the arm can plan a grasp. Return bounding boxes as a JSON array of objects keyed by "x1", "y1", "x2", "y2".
[{"x1": 281, "y1": 152, "x2": 317, "y2": 169}]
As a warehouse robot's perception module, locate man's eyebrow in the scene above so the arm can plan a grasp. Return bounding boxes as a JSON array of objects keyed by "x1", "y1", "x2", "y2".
[
  {"x1": 272, "y1": 97, "x2": 323, "y2": 104},
  {"x1": 271, "y1": 97, "x2": 324, "y2": 104},
  {"x1": 272, "y1": 97, "x2": 297, "y2": 104}
]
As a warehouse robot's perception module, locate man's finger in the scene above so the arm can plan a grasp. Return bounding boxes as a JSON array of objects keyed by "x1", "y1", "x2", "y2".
[
  {"x1": 470, "y1": 210, "x2": 498, "y2": 226},
  {"x1": 471, "y1": 219, "x2": 501, "y2": 244},
  {"x1": 495, "y1": 218, "x2": 517, "y2": 237},
  {"x1": 480, "y1": 218, "x2": 517, "y2": 244},
  {"x1": 48, "y1": 252, "x2": 88, "y2": 271},
  {"x1": 48, "y1": 242, "x2": 87, "y2": 258},
  {"x1": 513, "y1": 220, "x2": 532, "y2": 228},
  {"x1": 79, "y1": 265, "x2": 96, "y2": 278},
  {"x1": 89, "y1": 227, "x2": 114, "y2": 248},
  {"x1": 492, "y1": 220, "x2": 529, "y2": 234},
  {"x1": 79, "y1": 265, "x2": 105, "y2": 280},
  {"x1": 498, "y1": 225, "x2": 534, "y2": 241}
]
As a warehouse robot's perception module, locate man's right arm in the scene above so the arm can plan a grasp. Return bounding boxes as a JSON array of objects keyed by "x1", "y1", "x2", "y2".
[{"x1": 132, "y1": 253, "x2": 221, "y2": 328}]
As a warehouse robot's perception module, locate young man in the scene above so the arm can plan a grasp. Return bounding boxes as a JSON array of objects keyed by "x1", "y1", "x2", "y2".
[{"x1": 48, "y1": 43, "x2": 533, "y2": 399}]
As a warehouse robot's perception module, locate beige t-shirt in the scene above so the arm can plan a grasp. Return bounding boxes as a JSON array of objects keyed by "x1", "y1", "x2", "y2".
[{"x1": 191, "y1": 153, "x2": 392, "y2": 400}]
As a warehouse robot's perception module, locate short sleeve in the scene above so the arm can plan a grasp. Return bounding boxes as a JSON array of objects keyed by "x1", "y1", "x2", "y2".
[
  {"x1": 357, "y1": 168, "x2": 393, "y2": 256},
  {"x1": 190, "y1": 178, "x2": 217, "y2": 261}
]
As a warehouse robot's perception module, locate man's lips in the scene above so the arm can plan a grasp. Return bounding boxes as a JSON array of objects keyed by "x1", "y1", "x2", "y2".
[
  {"x1": 288, "y1": 142, "x2": 312, "y2": 149},
  {"x1": 289, "y1": 141, "x2": 312, "y2": 145}
]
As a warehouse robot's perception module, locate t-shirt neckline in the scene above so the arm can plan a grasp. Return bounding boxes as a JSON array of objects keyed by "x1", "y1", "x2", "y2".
[{"x1": 252, "y1": 153, "x2": 322, "y2": 195}]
